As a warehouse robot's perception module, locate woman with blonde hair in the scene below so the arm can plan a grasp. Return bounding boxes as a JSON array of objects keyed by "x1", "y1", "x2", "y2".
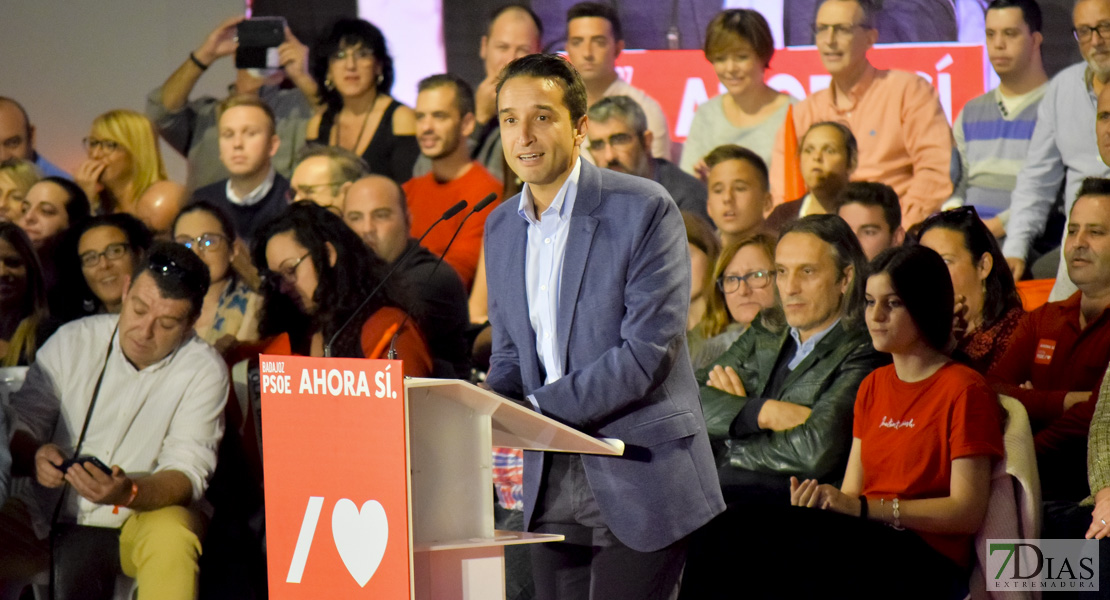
[
  {"x1": 0, "y1": 158, "x2": 40, "y2": 221},
  {"x1": 0, "y1": 222, "x2": 53, "y2": 366},
  {"x1": 75, "y1": 109, "x2": 184, "y2": 215},
  {"x1": 689, "y1": 232, "x2": 778, "y2": 370}
]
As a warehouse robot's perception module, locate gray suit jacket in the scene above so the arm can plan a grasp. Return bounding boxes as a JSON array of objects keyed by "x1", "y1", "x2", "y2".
[{"x1": 484, "y1": 159, "x2": 724, "y2": 552}]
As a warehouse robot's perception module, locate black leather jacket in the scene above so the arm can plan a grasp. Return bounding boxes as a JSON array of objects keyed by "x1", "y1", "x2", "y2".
[{"x1": 697, "y1": 318, "x2": 888, "y2": 481}]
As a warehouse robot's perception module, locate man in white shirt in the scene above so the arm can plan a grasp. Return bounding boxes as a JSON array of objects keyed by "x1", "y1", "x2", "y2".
[
  {"x1": 0, "y1": 242, "x2": 228, "y2": 599},
  {"x1": 564, "y1": 2, "x2": 672, "y2": 159}
]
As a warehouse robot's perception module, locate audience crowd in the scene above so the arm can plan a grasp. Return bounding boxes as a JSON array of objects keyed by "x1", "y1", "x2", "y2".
[{"x1": 4, "y1": 0, "x2": 1110, "y2": 598}]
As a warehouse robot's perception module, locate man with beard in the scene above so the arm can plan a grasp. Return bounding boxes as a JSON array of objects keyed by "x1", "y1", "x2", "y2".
[
  {"x1": 1002, "y1": 0, "x2": 1110, "y2": 294},
  {"x1": 586, "y1": 96, "x2": 708, "y2": 223},
  {"x1": 403, "y1": 74, "x2": 501, "y2": 290}
]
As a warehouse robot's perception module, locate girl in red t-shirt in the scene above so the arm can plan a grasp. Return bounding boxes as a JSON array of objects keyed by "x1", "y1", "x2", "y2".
[{"x1": 783, "y1": 244, "x2": 1004, "y2": 598}]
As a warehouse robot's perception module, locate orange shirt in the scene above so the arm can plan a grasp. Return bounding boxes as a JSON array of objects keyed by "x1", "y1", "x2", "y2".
[
  {"x1": 403, "y1": 162, "x2": 501, "y2": 290},
  {"x1": 770, "y1": 66, "x2": 953, "y2": 226},
  {"x1": 854, "y1": 362, "x2": 1004, "y2": 568}
]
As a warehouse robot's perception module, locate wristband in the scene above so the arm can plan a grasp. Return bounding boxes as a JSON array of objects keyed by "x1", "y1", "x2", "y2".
[
  {"x1": 112, "y1": 480, "x2": 139, "y2": 515},
  {"x1": 858, "y1": 495, "x2": 868, "y2": 519},
  {"x1": 189, "y1": 52, "x2": 209, "y2": 71}
]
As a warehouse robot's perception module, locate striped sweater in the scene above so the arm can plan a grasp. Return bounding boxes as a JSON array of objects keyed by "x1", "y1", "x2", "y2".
[{"x1": 953, "y1": 85, "x2": 1047, "y2": 219}]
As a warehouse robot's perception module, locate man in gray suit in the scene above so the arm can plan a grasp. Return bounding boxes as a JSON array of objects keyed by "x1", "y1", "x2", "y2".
[{"x1": 484, "y1": 53, "x2": 724, "y2": 599}]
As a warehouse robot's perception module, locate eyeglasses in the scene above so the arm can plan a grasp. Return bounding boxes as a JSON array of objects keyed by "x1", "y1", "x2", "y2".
[
  {"x1": 147, "y1": 252, "x2": 208, "y2": 292},
  {"x1": 286, "y1": 182, "x2": 345, "y2": 202},
  {"x1": 1075, "y1": 21, "x2": 1110, "y2": 41},
  {"x1": 175, "y1": 233, "x2": 229, "y2": 253},
  {"x1": 82, "y1": 137, "x2": 121, "y2": 153},
  {"x1": 813, "y1": 23, "x2": 871, "y2": 38},
  {"x1": 717, "y1": 270, "x2": 772, "y2": 294},
  {"x1": 271, "y1": 252, "x2": 311, "y2": 285},
  {"x1": 588, "y1": 133, "x2": 639, "y2": 153},
  {"x1": 330, "y1": 47, "x2": 376, "y2": 63},
  {"x1": 80, "y1": 243, "x2": 131, "y2": 268}
]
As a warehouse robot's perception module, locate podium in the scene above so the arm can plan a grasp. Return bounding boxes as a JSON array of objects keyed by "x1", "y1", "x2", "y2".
[{"x1": 260, "y1": 356, "x2": 622, "y2": 599}]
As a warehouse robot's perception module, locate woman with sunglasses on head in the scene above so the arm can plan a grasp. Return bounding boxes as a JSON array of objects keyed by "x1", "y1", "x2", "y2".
[
  {"x1": 253, "y1": 201, "x2": 431, "y2": 373},
  {"x1": 917, "y1": 206, "x2": 1024, "y2": 373},
  {"x1": 75, "y1": 109, "x2": 185, "y2": 216},
  {"x1": 70, "y1": 213, "x2": 153, "y2": 319},
  {"x1": 0, "y1": 223, "x2": 55, "y2": 366},
  {"x1": 174, "y1": 201, "x2": 262, "y2": 350},
  {"x1": 690, "y1": 233, "x2": 778, "y2": 371},
  {"x1": 306, "y1": 19, "x2": 418, "y2": 185}
]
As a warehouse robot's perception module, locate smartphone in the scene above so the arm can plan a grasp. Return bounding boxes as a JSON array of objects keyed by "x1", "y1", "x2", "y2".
[
  {"x1": 236, "y1": 17, "x2": 287, "y2": 69},
  {"x1": 56, "y1": 455, "x2": 113, "y2": 476}
]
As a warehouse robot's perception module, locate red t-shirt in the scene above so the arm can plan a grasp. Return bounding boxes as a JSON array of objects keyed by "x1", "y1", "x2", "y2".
[
  {"x1": 854, "y1": 362, "x2": 1004, "y2": 568},
  {"x1": 402, "y1": 162, "x2": 501, "y2": 290}
]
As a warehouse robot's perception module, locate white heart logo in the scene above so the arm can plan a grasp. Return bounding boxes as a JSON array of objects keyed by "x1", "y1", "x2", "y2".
[{"x1": 331, "y1": 499, "x2": 389, "y2": 587}]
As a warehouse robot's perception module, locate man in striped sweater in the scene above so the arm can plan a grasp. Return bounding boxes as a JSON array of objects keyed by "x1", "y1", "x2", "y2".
[{"x1": 952, "y1": 0, "x2": 1048, "y2": 241}]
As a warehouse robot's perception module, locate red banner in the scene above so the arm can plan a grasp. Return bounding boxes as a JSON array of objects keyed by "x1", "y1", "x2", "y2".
[
  {"x1": 261, "y1": 355, "x2": 413, "y2": 599},
  {"x1": 614, "y1": 44, "x2": 986, "y2": 143}
]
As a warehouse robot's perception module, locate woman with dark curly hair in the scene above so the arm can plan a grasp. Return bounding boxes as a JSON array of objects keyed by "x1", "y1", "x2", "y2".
[
  {"x1": 305, "y1": 18, "x2": 418, "y2": 184},
  {"x1": 252, "y1": 201, "x2": 431, "y2": 373}
]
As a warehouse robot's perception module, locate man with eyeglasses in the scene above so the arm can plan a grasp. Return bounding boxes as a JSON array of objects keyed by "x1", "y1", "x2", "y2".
[
  {"x1": 1003, "y1": 0, "x2": 1110, "y2": 300},
  {"x1": 0, "y1": 242, "x2": 227, "y2": 597},
  {"x1": 147, "y1": 15, "x2": 318, "y2": 192},
  {"x1": 697, "y1": 215, "x2": 887, "y2": 505},
  {"x1": 0, "y1": 97, "x2": 69, "y2": 179},
  {"x1": 769, "y1": 0, "x2": 953, "y2": 228},
  {"x1": 587, "y1": 96, "x2": 709, "y2": 224},
  {"x1": 190, "y1": 95, "x2": 288, "y2": 244},
  {"x1": 287, "y1": 144, "x2": 368, "y2": 213}
]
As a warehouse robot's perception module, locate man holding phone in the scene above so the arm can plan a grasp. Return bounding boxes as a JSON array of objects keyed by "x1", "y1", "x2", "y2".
[
  {"x1": 147, "y1": 15, "x2": 319, "y2": 192},
  {"x1": 0, "y1": 243, "x2": 228, "y2": 598}
]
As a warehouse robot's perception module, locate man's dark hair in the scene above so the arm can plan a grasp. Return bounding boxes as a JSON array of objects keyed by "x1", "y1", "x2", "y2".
[
  {"x1": 132, "y1": 241, "x2": 210, "y2": 322},
  {"x1": 915, "y1": 206, "x2": 1021, "y2": 329},
  {"x1": 312, "y1": 19, "x2": 396, "y2": 112},
  {"x1": 1075, "y1": 177, "x2": 1110, "y2": 209},
  {"x1": 488, "y1": 4, "x2": 545, "y2": 39},
  {"x1": 567, "y1": 2, "x2": 623, "y2": 41},
  {"x1": 496, "y1": 53, "x2": 589, "y2": 124},
  {"x1": 703, "y1": 144, "x2": 770, "y2": 192},
  {"x1": 837, "y1": 181, "x2": 901, "y2": 232},
  {"x1": 867, "y1": 245, "x2": 954, "y2": 352},
  {"x1": 418, "y1": 73, "x2": 477, "y2": 118},
  {"x1": 987, "y1": 0, "x2": 1043, "y2": 34},
  {"x1": 779, "y1": 214, "x2": 868, "y2": 326}
]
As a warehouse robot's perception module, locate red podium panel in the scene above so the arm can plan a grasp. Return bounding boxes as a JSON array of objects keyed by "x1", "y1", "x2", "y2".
[{"x1": 260, "y1": 355, "x2": 413, "y2": 599}]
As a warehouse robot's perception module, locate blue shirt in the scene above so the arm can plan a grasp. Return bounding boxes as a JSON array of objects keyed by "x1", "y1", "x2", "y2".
[
  {"x1": 34, "y1": 153, "x2": 69, "y2": 179},
  {"x1": 520, "y1": 158, "x2": 582, "y2": 409},
  {"x1": 787, "y1": 318, "x2": 841, "y2": 370},
  {"x1": 1004, "y1": 62, "x2": 1110, "y2": 261}
]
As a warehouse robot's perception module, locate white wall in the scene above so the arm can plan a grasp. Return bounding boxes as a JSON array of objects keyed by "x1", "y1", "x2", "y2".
[{"x1": 0, "y1": 0, "x2": 245, "y2": 183}]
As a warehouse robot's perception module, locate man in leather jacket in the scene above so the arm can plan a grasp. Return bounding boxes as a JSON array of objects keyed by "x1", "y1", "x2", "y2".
[{"x1": 697, "y1": 215, "x2": 888, "y2": 505}]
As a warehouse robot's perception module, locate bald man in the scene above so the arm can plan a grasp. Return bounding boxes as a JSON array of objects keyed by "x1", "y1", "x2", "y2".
[
  {"x1": 136, "y1": 181, "x2": 187, "y2": 241},
  {"x1": 0, "y1": 97, "x2": 69, "y2": 178},
  {"x1": 343, "y1": 175, "x2": 469, "y2": 378}
]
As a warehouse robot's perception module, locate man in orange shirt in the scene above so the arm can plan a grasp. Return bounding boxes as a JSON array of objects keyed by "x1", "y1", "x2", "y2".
[
  {"x1": 403, "y1": 74, "x2": 501, "y2": 290},
  {"x1": 769, "y1": 0, "x2": 953, "y2": 227}
]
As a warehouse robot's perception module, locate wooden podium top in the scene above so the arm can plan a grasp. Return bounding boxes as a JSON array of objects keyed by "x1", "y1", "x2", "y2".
[{"x1": 404, "y1": 378, "x2": 624, "y2": 456}]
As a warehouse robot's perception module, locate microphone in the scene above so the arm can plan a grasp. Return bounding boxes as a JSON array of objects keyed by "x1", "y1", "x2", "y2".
[
  {"x1": 324, "y1": 199, "x2": 468, "y2": 357},
  {"x1": 387, "y1": 192, "x2": 498, "y2": 362}
]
